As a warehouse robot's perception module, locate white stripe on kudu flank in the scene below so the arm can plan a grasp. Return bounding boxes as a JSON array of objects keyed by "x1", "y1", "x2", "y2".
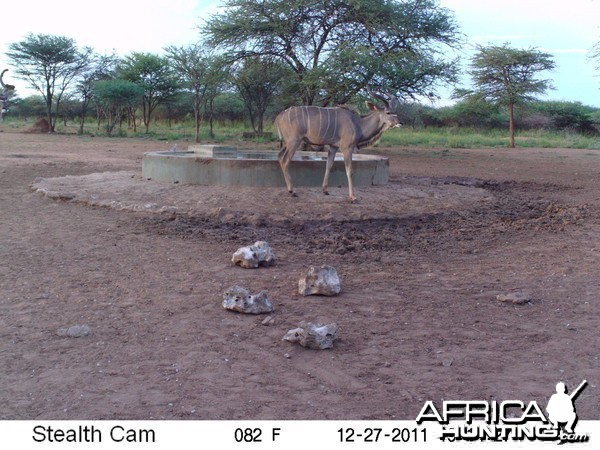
[
  {"x1": 318, "y1": 108, "x2": 322, "y2": 140},
  {"x1": 305, "y1": 107, "x2": 310, "y2": 136},
  {"x1": 332, "y1": 109, "x2": 337, "y2": 138}
]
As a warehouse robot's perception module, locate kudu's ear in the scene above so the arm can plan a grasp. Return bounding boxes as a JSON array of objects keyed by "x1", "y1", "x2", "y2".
[{"x1": 365, "y1": 101, "x2": 381, "y2": 111}]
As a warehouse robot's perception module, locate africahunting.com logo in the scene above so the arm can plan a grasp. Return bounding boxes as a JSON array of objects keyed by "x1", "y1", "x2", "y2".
[{"x1": 416, "y1": 380, "x2": 590, "y2": 444}]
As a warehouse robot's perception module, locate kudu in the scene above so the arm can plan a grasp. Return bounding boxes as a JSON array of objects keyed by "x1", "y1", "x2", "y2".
[{"x1": 275, "y1": 91, "x2": 401, "y2": 202}]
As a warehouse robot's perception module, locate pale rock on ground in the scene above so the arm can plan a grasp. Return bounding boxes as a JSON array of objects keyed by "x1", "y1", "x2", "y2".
[
  {"x1": 282, "y1": 321, "x2": 339, "y2": 349},
  {"x1": 222, "y1": 285, "x2": 274, "y2": 314},
  {"x1": 232, "y1": 241, "x2": 276, "y2": 269},
  {"x1": 298, "y1": 265, "x2": 341, "y2": 296}
]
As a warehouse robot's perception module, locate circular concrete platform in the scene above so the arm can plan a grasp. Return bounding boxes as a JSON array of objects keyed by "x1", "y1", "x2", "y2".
[{"x1": 142, "y1": 145, "x2": 389, "y2": 187}]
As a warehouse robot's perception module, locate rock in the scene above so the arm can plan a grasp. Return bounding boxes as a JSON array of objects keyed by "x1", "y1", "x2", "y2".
[
  {"x1": 496, "y1": 292, "x2": 532, "y2": 305},
  {"x1": 57, "y1": 324, "x2": 92, "y2": 338},
  {"x1": 298, "y1": 265, "x2": 341, "y2": 296},
  {"x1": 261, "y1": 316, "x2": 275, "y2": 326},
  {"x1": 282, "y1": 321, "x2": 339, "y2": 350},
  {"x1": 232, "y1": 241, "x2": 275, "y2": 269},
  {"x1": 222, "y1": 286, "x2": 274, "y2": 314}
]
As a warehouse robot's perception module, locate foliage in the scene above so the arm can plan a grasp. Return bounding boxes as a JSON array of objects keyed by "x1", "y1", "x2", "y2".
[
  {"x1": 456, "y1": 43, "x2": 555, "y2": 147},
  {"x1": 10, "y1": 95, "x2": 47, "y2": 118},
  {"x1": 201, "y1": 56, "x2": 232, "y2": 138},
  {"x1": 73, "y1": 53, "x2": 119, "y2": 134},
  {"x1": 528, "y1": 101, "x2": 598, "y2": 134},
  {"x1": 204, "y1": 0, "x2": 461, "y2": 105},
  {"x1": 164, "y1": 44, "x2": 214, "y2": 142},
  {"x1": 6, "y1": 33, "x2": 93, "y2": 132},
  {"x1": 118, "y1": 52, "x2": 180, "y2": 133},
  {"x1": 211, "y1": 92, "x2": 246, "y2": 124},
  {"x1": 93, "y1": 79, "x2": 144, "y2": 135},
  {"x1": 590, "y1": 39, "x2": 600, "y2": 73},
  {"x1": 233, "y1": 57, "x2": 289, "y2": 132},
  {"x1": 379, "y1": 127, "x2": 600, "y2": 150}
]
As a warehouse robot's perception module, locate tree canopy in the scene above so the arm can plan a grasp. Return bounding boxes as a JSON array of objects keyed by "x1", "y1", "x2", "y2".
[
  {"x1": 457, "y1": 43, "x2": 555, "y2": 147},
  {"x1": 164, "y1": 44, "x2": 215, "y2": 142},
  {"x1": 204, "y1": 0, "x2": 461, "y2": 105},
  {"x1": 6, "y1": 33, "x2": 93, "y2": 132},
  {"x1": 119, "y1": 52, "x2": 179, "y2": 133}
]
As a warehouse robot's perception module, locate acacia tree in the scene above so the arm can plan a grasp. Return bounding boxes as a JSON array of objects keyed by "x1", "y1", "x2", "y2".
[
  {"x1": 202, "y1": 57, "x2": 230, "y2": 138},
  {"x1": 233, "y1": 57, "x2": 289, "y2": 133},
  {"x1": 457, "y1": 44, "x2": 555, "y2": 148},
  {"x1": 74, "y1": 53, "x2": 119, "y2": 134},
  {"x1": 204, "y1": 0, "x2": 460, "y2": 105},
  {"x1": 164, "y1": 44, "x2": 213, "y2": 142},
  {"x1": 118, "y1": 53, "x2": 179, "y2": 133},
  {"x1": 94, "y1": 79, "x2": 144, "y2": 135},
  {"x1": 6, "y1": 33, "x2": 93, "y2": 132}
]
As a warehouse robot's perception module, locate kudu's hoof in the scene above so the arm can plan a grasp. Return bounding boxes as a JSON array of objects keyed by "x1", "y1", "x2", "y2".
[
  {"x1": 289, "y1": 191, "x2": 298, "y2": 198},
  {"x1": 348, "y1": 197, "x2": 358, "y2": 204},
  {"x1": 323, "y1": 191, "x2": 330, "y2": 196}
]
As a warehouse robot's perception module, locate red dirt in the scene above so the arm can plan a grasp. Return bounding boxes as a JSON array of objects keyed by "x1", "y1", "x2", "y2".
[{"x1": 0, "y1": 130, "x2": 598, "y2": 420}]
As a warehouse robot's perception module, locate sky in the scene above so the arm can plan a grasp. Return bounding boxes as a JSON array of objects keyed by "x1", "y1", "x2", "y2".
[{"x1": 1, "y1": 0, "x2": 599, "y2": 106}]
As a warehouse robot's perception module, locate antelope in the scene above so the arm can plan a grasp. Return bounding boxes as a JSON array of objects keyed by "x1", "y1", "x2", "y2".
[{"x1": 275, "y1": 91, "x2": 401, "y2": 202}]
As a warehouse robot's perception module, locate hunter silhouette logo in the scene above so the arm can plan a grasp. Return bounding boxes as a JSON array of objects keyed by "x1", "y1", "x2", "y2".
[
  {"x1": 546, "y1": 380, "x2": 587, "y2": 434},
  {"x1": 416, "y1": 380, "x2": 590, "y2": 443}
]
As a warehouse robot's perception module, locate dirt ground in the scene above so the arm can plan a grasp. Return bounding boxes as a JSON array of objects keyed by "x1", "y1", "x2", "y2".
[{"x1": 0, "y1": 129, "x2": 598, "y2": 421}]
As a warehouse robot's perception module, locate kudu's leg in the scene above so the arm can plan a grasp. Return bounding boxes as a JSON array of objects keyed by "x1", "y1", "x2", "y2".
[
  {"x1": 322, "y1": 145, "x2": 338, "y2": 195},
  {"x1": 278, "y1": 139, "x2": 300, "y2": 196},
  {"x1": 342, "y1": 147, "x2": 356, "y2": 202}
]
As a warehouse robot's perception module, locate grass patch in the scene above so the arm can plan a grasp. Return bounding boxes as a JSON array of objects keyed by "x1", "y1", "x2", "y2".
[
  {"x1": 380, "y1": 127, "x2": 600, "y2": 150},
  {"x1": 2, "y1": 118, "x2": 598, "y2": 149}
]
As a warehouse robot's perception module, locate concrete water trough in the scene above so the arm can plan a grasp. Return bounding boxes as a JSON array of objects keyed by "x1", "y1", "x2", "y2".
[{"x1": 142, "y1": 145, "x2": 389, "y2": 187}]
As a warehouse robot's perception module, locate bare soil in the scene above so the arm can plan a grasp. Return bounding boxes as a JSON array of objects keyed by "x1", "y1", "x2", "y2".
[{"x1": 0, "y1": 130, "x2": 598, "y2": 420}]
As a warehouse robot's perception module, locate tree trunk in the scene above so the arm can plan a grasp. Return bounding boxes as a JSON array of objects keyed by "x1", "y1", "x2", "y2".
[
  {"x1": 46, "y1": 103, "x2": 54, "y2": 133},
  {"x1": 207, "y1": 98, "x2": 215, "y2": 139},
  {"x1": 257, "y1": 109, "x2": 264, "y2": 133},
  {"x1": 508, "y1": 102, "x2": 515, "y2": 148},
  {"x1": 78, "y1": 113, "x2": 85, "y2": 135},
  {"x1": 194, "y1": 108, "x2": 201, "y2": 143}
]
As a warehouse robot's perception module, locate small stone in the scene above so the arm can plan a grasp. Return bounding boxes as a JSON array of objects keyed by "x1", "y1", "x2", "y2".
[
  {"x1": 57, "y1": 324, "x2": 92, "y2": 338},
  {"x1": 261, "y1": 316, "x2": 275, "y2": 326},
  {"x1": 284, "y1": 353, "x2": 291, "y2": 359},
  {"x1": 298, "y1": 265, "x2": 341, "y2": 296},
  {"x1": 222, "y1": 286, "x2": 274, "y2": 314},
  {"x1": 496, "y1": 292, "x2": 532, "y2": 305},
  {"x1": 283, "y1": 321, "x2": 338, "y2": 350},
  {"x1": 232, "y1": 241, "x2": 276, "y2": 269}
]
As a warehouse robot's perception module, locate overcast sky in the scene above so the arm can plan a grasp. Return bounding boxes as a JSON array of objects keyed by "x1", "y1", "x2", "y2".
[{"x1": 1, "y1": 0, "x2": 599, "y2": 106}]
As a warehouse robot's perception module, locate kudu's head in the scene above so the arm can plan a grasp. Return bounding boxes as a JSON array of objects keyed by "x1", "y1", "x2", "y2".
[{"x1": 366, "y1": 90, "x2": 402, "y2": 129}]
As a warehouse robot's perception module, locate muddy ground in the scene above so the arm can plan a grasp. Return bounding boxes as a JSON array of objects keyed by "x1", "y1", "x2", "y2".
[{"x1": 0, "y1": 130, "x2": 598, "y2": 420}]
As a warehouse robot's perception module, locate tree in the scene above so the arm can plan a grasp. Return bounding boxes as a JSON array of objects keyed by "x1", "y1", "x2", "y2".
[
  {"x1": 74, "y1": 53, "x2": 119, "y2": 134},
  {"x1": 233, "y1": 57, "x2": 289, "y2": 133},
  {"x1": 457, "y1": 44, "x2": 555, "y2": 147},
  {"x1": 164, "y1": 44, "x2": 213, "y2": 142},
  {"x1": 203, "y1": 0, "x2": 460, "y2": 105},
  {"x1": 590, "y1": 40, "x2": 600, "y2": 74},
  {"x1": 94, "y1": 79, "x2": 144, "y2": 135},
  {"x1": 6, "y1": 33, "x2": 93, "y2": 132},
  {"x1": 118, "y1": 53, "x2": 179, "y2": 133},
  {"x1": 201, "y1": 57, "x2": 230, "y2": 138}
]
